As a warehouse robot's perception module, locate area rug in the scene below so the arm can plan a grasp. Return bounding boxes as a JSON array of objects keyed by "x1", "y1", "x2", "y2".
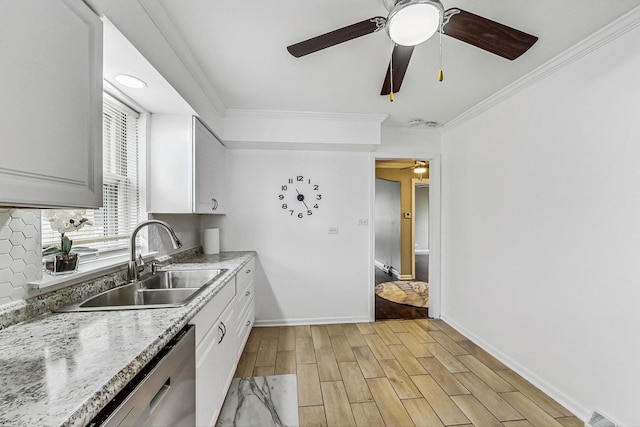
[
  {"x1": 375, "y1": 281, "x2": 429, "y2": 308},
  {"x1": 217, "y1": 374, "x2": 298, "y2": 427}
]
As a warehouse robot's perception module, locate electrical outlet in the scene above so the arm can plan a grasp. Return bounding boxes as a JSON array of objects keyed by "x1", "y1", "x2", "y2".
[
  {"x1": 358, "y1": 219, "x2": 368, "y2": 226},
  {"x1": 328, "y1": 227, "x2": 339, "y2": 234}
]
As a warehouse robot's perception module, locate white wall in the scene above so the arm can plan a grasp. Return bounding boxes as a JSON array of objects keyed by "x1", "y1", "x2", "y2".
[
  {"x1": 374, "y1": 178, "x2": 401, "y2": 272},
  {"x1": 441, "y1": 17, "x2": 640, "y2": 425},
  {"x1": 415, "y1": 185, "x2": 429, "y2": 253},
  {"x1": 210, "y1": 149, "x2": 372, "y2": 325}
]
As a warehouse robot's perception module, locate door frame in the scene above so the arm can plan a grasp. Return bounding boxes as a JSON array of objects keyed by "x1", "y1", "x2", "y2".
[
  {"x1": 411, "y1": 178, "x2": 429, "y2": 280},
  {"x1": 369, "y1": 152, "x2": 441, "y2": 320}
]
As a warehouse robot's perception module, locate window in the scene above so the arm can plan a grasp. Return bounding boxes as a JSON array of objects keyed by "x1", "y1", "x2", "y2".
[{"x1": 42, "y1": 93, "x2": 145, "y2": 255}]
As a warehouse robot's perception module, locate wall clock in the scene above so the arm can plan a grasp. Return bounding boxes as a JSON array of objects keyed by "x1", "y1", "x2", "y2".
[{"x1": 279, "y1": 175, "x2": 322, "y2": 218}]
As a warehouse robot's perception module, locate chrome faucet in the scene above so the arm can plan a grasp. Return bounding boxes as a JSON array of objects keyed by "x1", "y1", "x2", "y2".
[{"x1": 128, "y1": 220, "x2": 182, "y2": 283}]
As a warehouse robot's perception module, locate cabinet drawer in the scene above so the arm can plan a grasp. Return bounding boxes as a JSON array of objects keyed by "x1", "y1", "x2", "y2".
[
  {"x1": 189, "y1": 280, "x2": 235, "y2": 347},
  {"x1": 236, "y1": 258, "x2": 255, "y2": 295},
  {"x1": 235, "y1": 278, "x2": 255, "y2": 321},
  {"x1": 236, "y1": 297, "x2": 254, "y2": 358}
]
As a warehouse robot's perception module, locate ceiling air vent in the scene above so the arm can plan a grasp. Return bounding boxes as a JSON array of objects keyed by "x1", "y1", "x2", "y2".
[{"x1": 586, "y1": 411, "x2": 619, "y2": 427}]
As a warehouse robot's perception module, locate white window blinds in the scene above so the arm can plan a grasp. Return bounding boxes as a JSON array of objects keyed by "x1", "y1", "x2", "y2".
[{"x1": 42, "y1": 93, "x2": 144, "y2": 253}]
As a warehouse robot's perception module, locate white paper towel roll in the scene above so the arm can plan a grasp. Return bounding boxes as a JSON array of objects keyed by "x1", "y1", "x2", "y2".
[{"x1": 203, "y1": 228, "x2": 220, "y2": 254}]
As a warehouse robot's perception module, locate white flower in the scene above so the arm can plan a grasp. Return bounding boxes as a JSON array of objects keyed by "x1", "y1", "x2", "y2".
[{"x1": 45, "y1": 209, "x2": 93, "y2": 235}]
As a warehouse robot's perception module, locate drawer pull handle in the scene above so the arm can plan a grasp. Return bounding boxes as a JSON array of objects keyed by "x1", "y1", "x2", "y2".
[
  {"x1": 218, "y1": 321, "x2": 227, "y2": 343},
  {"x1": 246, "y1": 320, "x2": 251, "y2": 327},
  {"x1": 245, "y1": 269, "x2": 251, "y2": 274},
  {"x1": 245, "y1": 291, "x2": 251, "y2": 296}
]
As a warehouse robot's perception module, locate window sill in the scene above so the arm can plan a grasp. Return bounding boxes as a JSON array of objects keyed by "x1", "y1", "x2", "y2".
[{"x1": 27, "y1": 251, "x2": 160, "y2": 296}]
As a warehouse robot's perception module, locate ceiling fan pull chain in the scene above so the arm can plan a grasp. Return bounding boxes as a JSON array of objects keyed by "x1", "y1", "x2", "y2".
[
  {"x1": 389, "y1": 42, "x2": 395, "y2": 102},
  {"x1": 438, "y1": 20, "x2": 444, "y2": 82}
]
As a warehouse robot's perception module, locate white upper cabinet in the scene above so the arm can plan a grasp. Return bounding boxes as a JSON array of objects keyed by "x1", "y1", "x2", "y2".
[
  {"x1": 0, "y1": 0, "x2": 103, "y2": 208},
  {"x1": 149, "y1": 115, "x2": 227, "y2": 214}
]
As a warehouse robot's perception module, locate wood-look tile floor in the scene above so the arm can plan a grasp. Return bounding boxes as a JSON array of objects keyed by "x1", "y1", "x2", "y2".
[{"x1": 233, "y1": 319, "x2": 582, "y2": 427}]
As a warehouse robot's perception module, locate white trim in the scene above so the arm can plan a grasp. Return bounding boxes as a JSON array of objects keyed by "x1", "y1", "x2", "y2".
[
  {"x1": 374, "y1": 260, "x2": 402, "y2": 280},
  {"x1": 224, "y1": 109, "x2": 388, "y2": 124},
  {"x1": 441, "y1": 314, "x2": 589, "y2": 422},
  {"x1": 254, "y1": 315, "x2": 370, "y2": 327},
  {"x1": 444, "y1": 4, "x2": 640, "y2": 131}
]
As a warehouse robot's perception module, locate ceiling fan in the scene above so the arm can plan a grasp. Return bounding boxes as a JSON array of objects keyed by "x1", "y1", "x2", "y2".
[{"x1": 286, "y1": 0, "x2": 538, "y2": 98}]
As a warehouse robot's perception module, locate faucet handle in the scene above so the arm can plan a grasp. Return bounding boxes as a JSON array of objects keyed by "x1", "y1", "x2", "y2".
[
  {"x1": 136, "y1": 254, "x2": 145, "y2": 273},
  {"x1": 150, "y1": 261, "x2": 161, "y2": 274}
]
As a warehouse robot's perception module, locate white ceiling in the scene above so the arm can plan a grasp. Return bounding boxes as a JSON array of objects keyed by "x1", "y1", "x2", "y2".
[
  {"x1": 102, "y1": 21, "x2": 195, "y2": 115},
  {"x1": 103, "y1": 0, "x2": 640, "y2": 128}
]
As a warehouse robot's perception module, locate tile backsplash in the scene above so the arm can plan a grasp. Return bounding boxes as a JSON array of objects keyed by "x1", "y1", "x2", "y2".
[{"x1": 0, "y1": 209, "x2": 42, "y2": 305}]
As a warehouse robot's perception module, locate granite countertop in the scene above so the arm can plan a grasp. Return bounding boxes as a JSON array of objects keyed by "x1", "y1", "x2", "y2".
[{"x1": 0, "y1": 251, "x2": 255, "y2": 427}]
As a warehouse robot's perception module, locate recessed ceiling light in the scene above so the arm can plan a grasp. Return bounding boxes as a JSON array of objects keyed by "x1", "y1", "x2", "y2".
[{"x1": 114, "y1": 74, "x2": 147, "y2": 89}]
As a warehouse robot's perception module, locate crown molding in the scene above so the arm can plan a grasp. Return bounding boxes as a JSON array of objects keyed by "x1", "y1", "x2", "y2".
[
  {"x1": 224, "y1": 109, "x2": 388, "y2": 124},
  {"x1": 444, "y1": 5, "x2": 640, "y2": 131},
  {"x1": 137, "y1": 0, "x2": 226, "y2": 117}
]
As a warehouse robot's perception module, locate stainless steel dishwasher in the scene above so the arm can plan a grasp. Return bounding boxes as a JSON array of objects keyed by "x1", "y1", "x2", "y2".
[{"x1": 88, "y1": 325, "x2": 196, "y2": 427}]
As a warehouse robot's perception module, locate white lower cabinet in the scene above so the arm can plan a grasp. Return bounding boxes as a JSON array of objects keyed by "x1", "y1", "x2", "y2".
[
  {"x1": 195, "y1": 301, "x2": 236, "y2": 426},
  {"x1": 190, "y1": 257, "x2": 256, "y2": 426},
  {"x1": 235, "y1": 258, "x2": 256, "y2": 358}
]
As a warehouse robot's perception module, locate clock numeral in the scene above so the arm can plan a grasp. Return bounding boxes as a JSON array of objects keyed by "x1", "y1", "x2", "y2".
[
  {"x1": 289, "y1": 210, "x2": 294, "y2": 216},
  {"x1": 297, "y1": 175, "x2": 303, "y2": 182},
  {"x1": 282, "y1": 204, "x2": 288, "y2": 209},
  {"x1": 288, "y1": 178, "x2": 293, "y2": 184},
  {"x1": 282, "y1": 185, "x2": 288, "y2": 191},
  {"x1": 297, "y1": 212, "x2": 303, "y2": 218},
  {"x1": 314, "y1": 204, "x2": 318, "y2": 209},
  {"x1": 313, "y1": 185, "x2": 319, "y2": 190},
  {"x1": 278, "y1": 194, "x2": 284, "y2": 200},
  {"x1": 316, "y1": 194, "x2": 322, "y2": 200},
  {"x1": 308, "y1": 178, "x2": 311, "y2": 184},
  {"x1": 307, "y1": 210, "x2": 312, "y2": 216}
]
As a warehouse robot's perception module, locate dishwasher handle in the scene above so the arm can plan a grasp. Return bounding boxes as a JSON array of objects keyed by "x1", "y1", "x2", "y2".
[{"x1": 149, "y1": 377, "x2": 171, "y2": 414}]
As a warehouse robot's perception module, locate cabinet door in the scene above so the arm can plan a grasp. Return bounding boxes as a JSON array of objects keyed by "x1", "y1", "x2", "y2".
[
  {"x1": 209, "y1": 133, "x2": 227, "y2": 213},
  {"x1": 0, "y1": 0, "x2": 103, "y2": 208},
  {"x1": 193, "y1": 118, "x2": 226, "y2": 214},
  {"x1": 196, "y1": 302, "x2": 236, "y2": 427},
  {"x1": 148, "y1": 115, "x2": 194, "y2": 213}
]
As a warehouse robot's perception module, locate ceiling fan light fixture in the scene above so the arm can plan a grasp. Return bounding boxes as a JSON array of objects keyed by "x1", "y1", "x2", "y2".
[{"x1": 386, "y1": 0, "x2": 443, "y2": 46}]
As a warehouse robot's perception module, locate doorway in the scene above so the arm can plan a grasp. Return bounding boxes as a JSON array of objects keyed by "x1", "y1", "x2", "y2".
[{"x1": 373, "y1": 159, "x2": 431, "y2": 320}]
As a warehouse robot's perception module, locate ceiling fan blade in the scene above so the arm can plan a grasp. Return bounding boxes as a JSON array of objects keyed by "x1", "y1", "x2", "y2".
[
  {"x1": 287, "y1": 17, "x2": 386, "y2": 58},
  {"x1": 380, "y1": 45, "x2": 414, "y2": 96},
  {"x1": 442, "y1": 9, "x2": 538, "y2": 60}
]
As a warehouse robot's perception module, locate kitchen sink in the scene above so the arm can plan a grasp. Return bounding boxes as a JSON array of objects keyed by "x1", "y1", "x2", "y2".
[{"x1": 56, "y1": 268, "x2": 227, "y2": 312}]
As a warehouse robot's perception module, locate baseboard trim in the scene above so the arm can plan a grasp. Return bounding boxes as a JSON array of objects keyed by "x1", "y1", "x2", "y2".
[
  {"x1": 441, "y1": 314, "x2": 588, "y2": 422},
  {"x1": 374, "y1": 260, "x2": 401, "y2": 279},
  {"x1": 254, "y1": 315, "x2": 370, "y2": 327}
]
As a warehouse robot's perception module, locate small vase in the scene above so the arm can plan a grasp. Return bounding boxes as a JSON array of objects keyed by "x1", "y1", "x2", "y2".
[{"x1": 44, "y1": 253, "x2": 79, "y2": 275}]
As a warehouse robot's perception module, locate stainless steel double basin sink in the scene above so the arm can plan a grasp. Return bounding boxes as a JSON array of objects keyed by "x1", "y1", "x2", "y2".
[{"x1": 57, "y1": 268, "x2": 227, "y2": 312}]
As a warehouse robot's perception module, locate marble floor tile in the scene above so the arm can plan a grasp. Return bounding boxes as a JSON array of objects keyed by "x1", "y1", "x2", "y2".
[{"x1": 217, "y1": 374, "x2": 299, "y2": 427}]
